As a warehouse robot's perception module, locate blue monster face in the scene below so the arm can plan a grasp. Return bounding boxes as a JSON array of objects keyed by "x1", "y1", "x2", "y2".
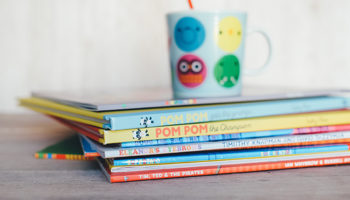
[{"x1": 174, "y1": 17, "x2": 205, "y2": 52}]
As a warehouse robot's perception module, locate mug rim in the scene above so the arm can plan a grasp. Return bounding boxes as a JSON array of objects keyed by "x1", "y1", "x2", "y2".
[{"x1": 166, "y1": 10, "x2": 247, "y2": 16}]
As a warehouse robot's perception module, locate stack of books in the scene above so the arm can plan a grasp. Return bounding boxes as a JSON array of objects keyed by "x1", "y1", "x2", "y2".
[{"x1": 20, "y1": 89, "x2": 350, "y2": 183}]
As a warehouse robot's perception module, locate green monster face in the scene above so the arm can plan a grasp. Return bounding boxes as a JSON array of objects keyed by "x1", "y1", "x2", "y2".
[{"x1": 214, "y1": 55, "x2": 240, "y2": 88}]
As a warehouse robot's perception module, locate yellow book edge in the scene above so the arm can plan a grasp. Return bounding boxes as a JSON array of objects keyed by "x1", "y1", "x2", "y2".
[
  {"x1": 21, "y1": 103, "x2": 105, "y2": 128},
  {"x1": 20, "y1": 103, "x2": 350, "y2": 144},
  {"x1": 19, "y1": 97, "x2": 238, "y2": 119},
  {"x1": 20, "y1": 99, "x2": 350, "y2": 144},
  {"x1": 20, "y1": 97, "x2": 106, "y2": 119}
]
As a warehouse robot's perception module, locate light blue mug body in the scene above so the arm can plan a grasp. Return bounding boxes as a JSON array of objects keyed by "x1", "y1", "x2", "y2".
[{"x1": 167, "y1": 11, "x2": 247, "y2": 98}]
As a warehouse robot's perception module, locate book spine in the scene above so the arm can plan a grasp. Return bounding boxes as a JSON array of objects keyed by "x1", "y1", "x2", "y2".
[
  {"x1": 53, "y1": 116, "x2": 105, "y2": 143},
  {"x1": 103, "y1": 110, "x2": 350, "y2": 143},
  {"x1": 78, "y1": 134, "x2": 100, "y2": 157},
  {"x1": 21, "y1": 103, "x2": 105, "y2": 128},
  {"x1": 104, "y1": 131, "x2": 350, "y2": 158},
  {"x1": 83, "y1": 152, "x2": 100, "y2": 157},
  {"x1": 105, "y1": 97, "x2": 350, "y2": 130},
  {"x1": 34, "y1": 153, "x2": 94, "y2": 160},
  {"x1": 107, "y1": 155, "x2": 350, "y2": 182},
  {"x1": 112, "y1": 144, "x2": 350, "y2": 166},
  {"x1": 121, "y1": 129, "x2": 295, "y2": 147},
  {"x1": 110, "y1": 151, "x2": 350, "y2": 173},
  {"x1": 121, "y1": 124, "x2": 350, "y2": 147}
]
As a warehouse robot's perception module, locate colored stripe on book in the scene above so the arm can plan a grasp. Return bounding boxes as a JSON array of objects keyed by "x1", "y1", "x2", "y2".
[
  {"x1": 111, "y1": 144, "x2": 350, "y2": 166},
  {"x1": 20, "y1": 96, "x2": 350, "y2": 130},
  {"x1": 35, "y1": 134, "x2": 96, "y2": 160},
  {"x1": 53, "y1": 110, "x2": 350, "y2": 144},
  {"x1": 121, "y1": 124, "x2": 350, "y2": 147},
  {"x1": 101, "y1": 110, "x2": 350, "y2": 143},
  {"x1": 108, "y1": 150, "x2": 350, "y2": 173},
  {"x1": 35, "y1": 153, "x2": 94, "y2": 160},
  {"x1": 81, "y1": 131, "x2": 350, "y2": 158},
  {"x1": 98, "y1": 154, "x2": 350, "y2": 182}
]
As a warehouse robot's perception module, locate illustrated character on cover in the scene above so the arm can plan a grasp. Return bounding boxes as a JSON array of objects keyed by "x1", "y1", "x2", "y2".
[
  {"x1": 132, "y1": 129, "x2": 149, "y2": 140},
  {"x1": 140, "y1": 117, "x2": 154, "y2": 128}
]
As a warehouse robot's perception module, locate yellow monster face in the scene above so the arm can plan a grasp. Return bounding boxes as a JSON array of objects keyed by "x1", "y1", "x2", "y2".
[{"x1": 216, "y1": 16, "x2": 242, "y2": 52}]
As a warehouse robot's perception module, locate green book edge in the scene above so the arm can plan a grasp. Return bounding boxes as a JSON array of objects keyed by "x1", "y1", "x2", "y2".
[{"x1": 35, "y1": 134, "x2": 92, "y2": 160}]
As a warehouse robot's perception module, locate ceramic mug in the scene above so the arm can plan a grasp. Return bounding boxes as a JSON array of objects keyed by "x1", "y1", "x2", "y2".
[{"x1": 167, "y1": 11, "x2": 272, "y2": 98}]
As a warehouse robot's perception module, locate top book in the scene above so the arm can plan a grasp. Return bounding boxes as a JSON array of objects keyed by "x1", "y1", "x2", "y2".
[{"x1": 31, "y1": 87, "x2": 348, "y2": 111}]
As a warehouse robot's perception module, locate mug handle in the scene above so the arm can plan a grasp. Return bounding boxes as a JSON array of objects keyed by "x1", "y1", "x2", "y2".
[{"x1": 243, "y1": 29, "x2": 272, "y2": 76}]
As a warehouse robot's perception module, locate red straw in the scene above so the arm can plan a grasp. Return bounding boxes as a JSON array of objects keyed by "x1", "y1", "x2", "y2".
[{"x1": 188, "y1": 0, "x2": 194, "y2": 9}]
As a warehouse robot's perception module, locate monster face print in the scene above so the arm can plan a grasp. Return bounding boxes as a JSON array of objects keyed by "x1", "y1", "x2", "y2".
[
  {"x1": 214, "y1": 55, "x2": 240, "y2": 88},
  {"x1": 174, "y1": 17, "x2": 205, "y2": 52},
  {"x1": 216, "y1": 16, "x2": 242, "y2": 52},
  {"x1": 177, "y1": 54, "x2": 207, "y2": 88}
]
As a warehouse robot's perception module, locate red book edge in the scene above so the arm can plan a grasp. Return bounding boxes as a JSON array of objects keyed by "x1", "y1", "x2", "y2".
[{"x1": 98, "y1": 155, "x2": 350, "y2": 183}]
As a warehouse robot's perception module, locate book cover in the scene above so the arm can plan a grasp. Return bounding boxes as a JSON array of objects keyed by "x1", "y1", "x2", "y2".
[
  {"x1": 57, "y1": 110, "x2": 350, "y2": 144},
  {"x1": 32, "y1": 88, "x2": 345, "y2": 111},
  {"x1": 121, "y1": 124, "x2": 350, "y2": 147},
  {"x1": 35, "y1": 134, "x2": 95, "y2": 160},
  {"x1": 79, "y1": 135, "x2": 99, "y2": 157},
  {"x1": 98, "y1": 152, "x2": 350, "y2": 182},
  {"x1": 71, "y1": 120, "x2": 350, "y2": 148},
  {"x1": 81, "y1": 130, "x2": 350, "y2": 158},
  {"x1": 108, "y1": 149, "x2": 350, "y2": 173},
  {"x1": 110, "y1": 144, "x2": 350, "y2": 166},
  {"x1": 20, "y1": 96, "x2": 350, "y2": 130},
  {"x1": 98, "y1": 96, "x2": 350, "y2": 130}
]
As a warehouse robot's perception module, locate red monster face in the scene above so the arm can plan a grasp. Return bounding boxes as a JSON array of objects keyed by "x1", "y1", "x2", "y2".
[{"x1": 176, "y1": 54, "x2": 207, "y2": 88}]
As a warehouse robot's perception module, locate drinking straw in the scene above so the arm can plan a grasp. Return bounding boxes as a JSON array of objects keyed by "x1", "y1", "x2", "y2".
[{"x1": 188, "y1": 0, "x2": 194, "y2": 9}]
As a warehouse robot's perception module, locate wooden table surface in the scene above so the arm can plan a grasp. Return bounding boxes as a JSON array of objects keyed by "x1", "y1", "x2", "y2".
[{"x1": 1, "y1": 113, "x2": 350, "y2": 199}]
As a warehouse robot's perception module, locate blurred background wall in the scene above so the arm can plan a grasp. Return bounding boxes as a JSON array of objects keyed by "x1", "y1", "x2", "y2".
[{"x1": 1, "y1": 0, "x2": 350, "y2": 113}]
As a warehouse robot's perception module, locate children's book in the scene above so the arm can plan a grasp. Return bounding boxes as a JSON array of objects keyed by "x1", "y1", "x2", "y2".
[
  {"x1": 98, "y1": 151, "x2": 350, "y2": 182},
  {"x1": 20, "y1": 95, "x2": 350, "y2": 130},
  {"x1": 73, "y1": 119, "x2": 350, "y2": 147},
  {"x1": 78, "y1": 135, "x2": 99, "y2": 157},
  {"x1": 107, "y1": 146, "x2": 350, "y2": 173},
  {"x1": 121, "y1": 124, "x2": 350, "y2": 147},
  {"x1": 81, "y1": 130, "x2": 350, "y2": 158},
  {"x1": 78, "y1": 125, "x2": 350, "y2": 159},
  {"x1": 52, "y1": 110, "x2": 350, "y2": 144},
  {"x1": 32, "y1": 88, "x2": 345, "y2": 111},
  {"x1": 109, "y1": 144, "x2": 350, "y2": 166},
  {"x1": 35, "y1": 134, "x2": 95, "y2": 160}
]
